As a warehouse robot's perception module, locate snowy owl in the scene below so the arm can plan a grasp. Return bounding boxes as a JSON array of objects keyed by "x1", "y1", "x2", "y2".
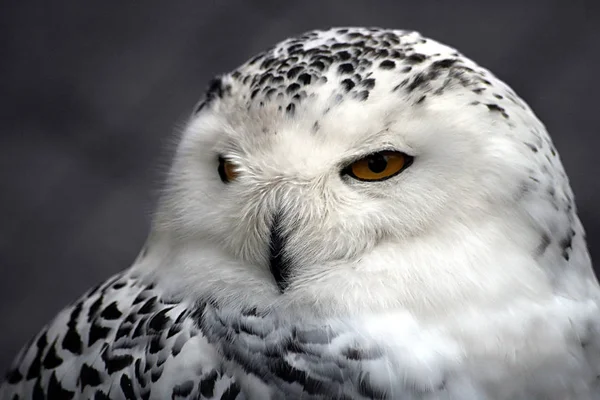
[{"x1": 1, "y1": 27, "x2": 599, "y2": 400}]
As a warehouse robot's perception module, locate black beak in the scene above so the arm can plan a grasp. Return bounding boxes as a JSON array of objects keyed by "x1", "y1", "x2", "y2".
[{"x1": 269, "y1": 213, "x2": 291, "y2": 292}]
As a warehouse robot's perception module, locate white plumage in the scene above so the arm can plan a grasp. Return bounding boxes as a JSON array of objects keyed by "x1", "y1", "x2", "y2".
[{"x1": 2, "y1": 27, "x2": 599, "y2": 399}]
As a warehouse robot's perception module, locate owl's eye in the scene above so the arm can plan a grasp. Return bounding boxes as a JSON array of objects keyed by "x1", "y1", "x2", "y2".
[
  {"x1": 218, "y1": 156, "x2": 238, "y2": 183},
  {"x1": 344, "y1": 151, "x2": 412, "y2": 182}
]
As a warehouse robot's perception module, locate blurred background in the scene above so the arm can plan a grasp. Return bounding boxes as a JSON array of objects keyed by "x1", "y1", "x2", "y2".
[{"x1": 0, "y1": 1, "x2": 598, "y2": 372}]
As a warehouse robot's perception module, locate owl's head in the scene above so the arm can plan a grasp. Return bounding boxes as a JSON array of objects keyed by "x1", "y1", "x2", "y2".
[{"x1": 151, "y1": 28, "x2": 593, "y2": 318}]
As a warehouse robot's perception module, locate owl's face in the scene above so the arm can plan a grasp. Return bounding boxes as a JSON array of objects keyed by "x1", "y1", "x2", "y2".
[{"x1": 154, "y1": 28, "x2": 587, "y2": 317}]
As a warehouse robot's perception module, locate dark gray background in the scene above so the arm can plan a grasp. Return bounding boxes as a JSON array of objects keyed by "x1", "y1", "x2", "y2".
[{"x1": 1, "y1": 1, "x2": 599, "y2": 373}]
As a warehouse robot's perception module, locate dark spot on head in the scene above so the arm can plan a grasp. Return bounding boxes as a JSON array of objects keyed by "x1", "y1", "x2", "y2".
[
  {"x1": 331, "y1": 42, "x2": 349, "y2": 50},
  {"x1": 286, "y1": 83, "x2": 300, "y2": 94},
  {"x1": 406, "y1": 53, "x2": 427, "y2": 64},
  {"x1": 297, "y1": 73, "x2": 312, "y2": 85},
  {"x1": 287, "y1": 66, "x2": 303, "y2": 79},
  {"x1": 264, "y1": 88, "x2": 277, "y2": 100},
  {"x1": 258, "y1": 73, "x2": 273, "y2": 86},
  {"x1": 375, "y1": 49, "x2": 389, "y2": 58},
  {"x1": 338, "y1": 63, "x2": 354, "y2": 74},
  {"x1": 310, "y1": 61, "x2": 325, "y2": 70},
  {"x1": 486, "y1": 103, "x2": 505, "y2": 113},
  {"x1": 560, "y1": 232, "x2": 574, "y2": 261},
  {"x1": 536, "y1": 233, "x2": 552, "y2": 256},
  {"x1": 336, "y1": 50, "x2": 351, "y2": 61},
  {"x1": 204, "y1": 77, "x2": 225, "y2": 104},
  {"x1": 112, "y1": 280, "x2": 127, "y2": 290},
  {"x1": 361, "y1": 78, "x2": 375, "y2": 90},
  {"x1": 341, "y1": 78, "x2": 355, "y2": 92},
  {"x1": 356, "y1": 90, "x2": 369, "y2": 101},
  {"x1": 247, "y1": 52, "x2": 267, "y2": 65},
  {"x1": 287, "y1": 43, "x2": 304, "y2": 54},
  {"x1": 524, "y1": 143, "x2": 538, "y2": 152},
  {"x1": 379, "y1": 60, "x2": 395, "y2": 69},
  {"x1": 406, "y1": 73, "x2": 427, "y2": 92},
  {"x1": 560, "y1": 236, "x2": 573, "y2": 251},
  {"x1": 285, "y1": 103, "x2": 296, "y2": 116},
  {"x1": 431, "y1": 58, "x2": 457, "y2": 69}
]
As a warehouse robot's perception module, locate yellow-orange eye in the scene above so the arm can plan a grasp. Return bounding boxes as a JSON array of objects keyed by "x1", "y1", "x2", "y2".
[
  {"x1": 218, "y1": 156, "x2": 239, "y2": 183},
  {"x1": 345, "y1": 151, "x2": 411, "y2": 182}
]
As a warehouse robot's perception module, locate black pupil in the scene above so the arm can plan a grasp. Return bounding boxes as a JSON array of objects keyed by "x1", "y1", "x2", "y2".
[{"x1": 367, "y1": 154, "x2": 388, "y2": 173}]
